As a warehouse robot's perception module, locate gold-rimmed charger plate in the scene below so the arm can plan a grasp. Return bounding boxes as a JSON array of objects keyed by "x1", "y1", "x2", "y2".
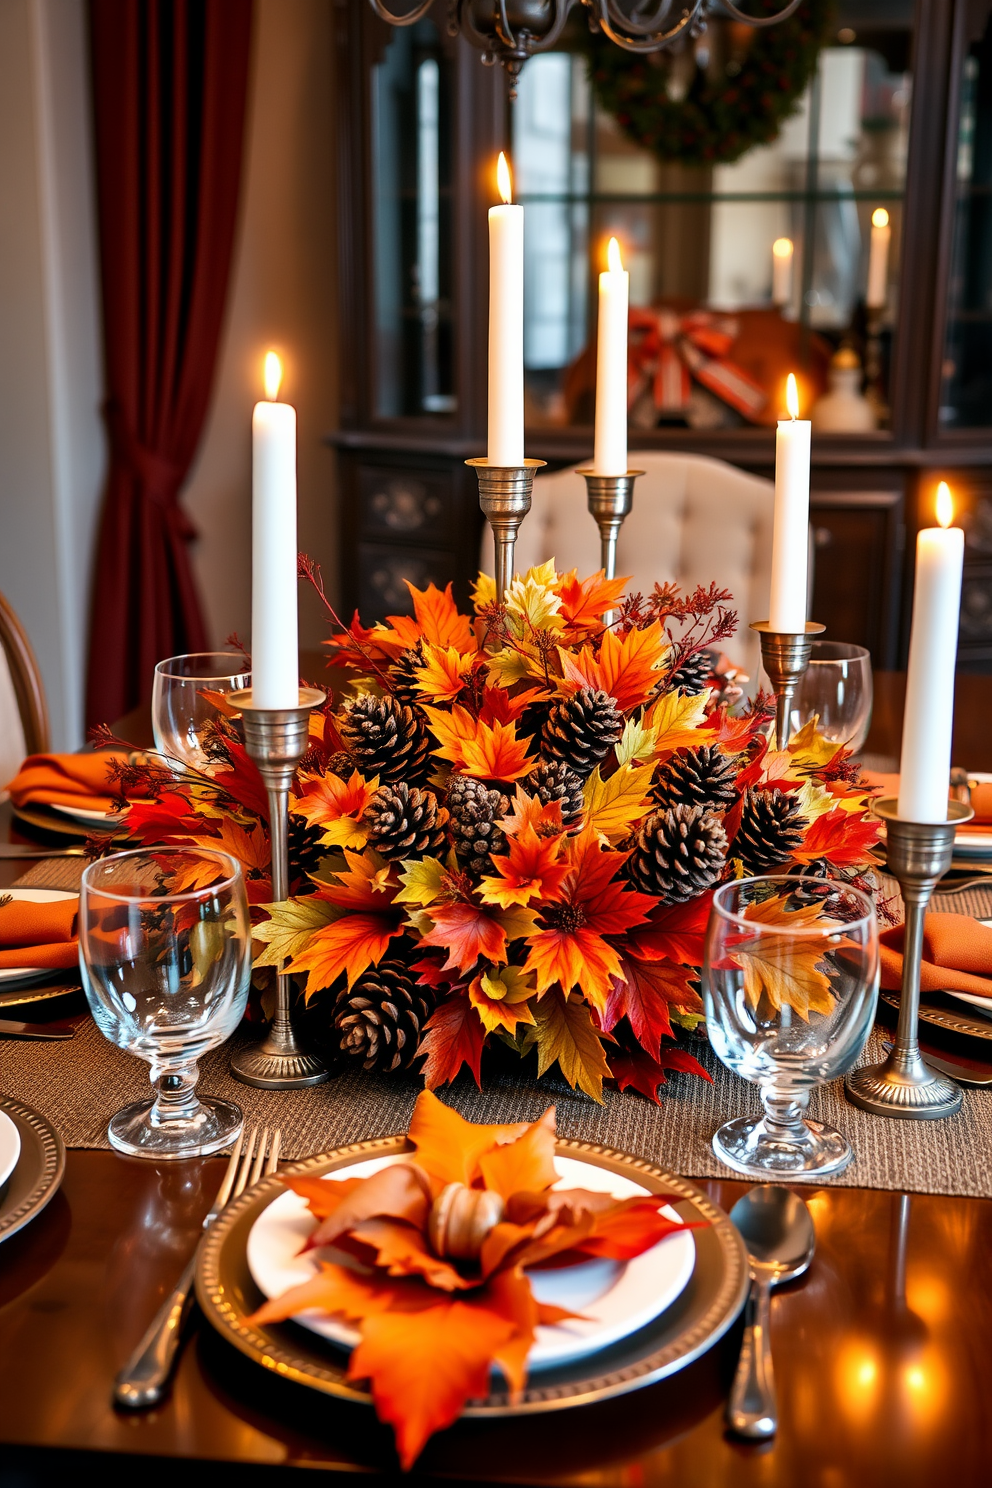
[
  {"x1": 196, "y1": 1135, "x2": 748, "y2": 1416},
  {"x1": 0, "y1": 1096, "x2": 65, "y2": 1244}
]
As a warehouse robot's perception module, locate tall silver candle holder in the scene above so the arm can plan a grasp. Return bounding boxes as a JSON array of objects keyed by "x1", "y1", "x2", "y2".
[
  {"x1": 467, "y1": 457, "x2": 546, "y2": 597},
  {"x1": 576, "y1": 468, "x2": 644, "y2": 626},
  {"x1": 227, "y1": 686, "x2": 329, "y2": 1090},
  {"x1": 846, "y1": 797, "x2": 974, "y2": 1120},
  {"x1": 750, "y1": 620, "x2": 826, "y2": 749}
]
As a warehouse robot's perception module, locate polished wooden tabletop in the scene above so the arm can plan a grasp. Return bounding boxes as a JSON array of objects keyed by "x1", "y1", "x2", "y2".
[{"x1": 2, "y1": 669, "x2": 992, "y2": 1481}]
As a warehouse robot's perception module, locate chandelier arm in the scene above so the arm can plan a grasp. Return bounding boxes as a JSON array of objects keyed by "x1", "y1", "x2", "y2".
[
  {"x1": 598, "y1": 0, "x2": 699, "y2": 40},
  {"x1": 716, "y1": 0, "x2": 804, "y2": 24},
  {"x1": 519, "y1": 0, "x2": 576, "y2": 54},
  {"x1": 593, "y1": 0, "x2": 698, "y2": 52},
  {"x1": 495, "y1": 0, "x2": 519, "y2": 52},
  {"x1": 367, "y1": 0, "x2": 435, "y2": 26}
]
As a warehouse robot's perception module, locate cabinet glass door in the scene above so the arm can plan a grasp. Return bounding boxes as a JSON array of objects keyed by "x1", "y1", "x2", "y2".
[
  {"x1": 512, "y1": 4, "x2": 914, "y2": 435},
  {"x1": 371, "y1": 19, "x2": 455, "y2": 419}
]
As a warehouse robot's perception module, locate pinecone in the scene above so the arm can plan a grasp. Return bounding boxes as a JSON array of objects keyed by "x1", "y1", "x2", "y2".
[
  {"x1": 654, "y1": 745, "x2": 739, "y2": 814},
  {"x1": 330, "y1": 960, "x2": 436, "y2": 1073},
  {"x1": 338, "y1": 693, "x2": 431, "y2": 785},
  {"x1": 288, "y1": 812, "x2": 327, "y2": 882},
  {"x1": 627, "y1": 805, "x2": 728, "y2": 904},
  {"x1": 327, "y1": 751, "x2": 355, "y2": 780},
  {"x1": 446, "y1": 773, "x2": 510, "y2": 875},
  {"x1": 389, "y1": 643, "x2": 426, "y2": 707},
  {"x1": 668, "y1": 649, "x2": 714, "y2": 695},
  {"x1": 363, "y1": 783, "x2": 448, "y2": 861},
  {"x1": 541, "y1": 687, "x2": 622, "y2": 779},
  {"x1": 529, "y1": 758, "x2": 585, "y2": 831},
  {"x1": 735, "y1": 788, "x2": 808, "y2": 875}
]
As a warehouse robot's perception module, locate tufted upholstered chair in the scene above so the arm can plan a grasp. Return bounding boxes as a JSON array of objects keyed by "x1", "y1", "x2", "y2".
[
  {"x1": 0, "y1": 591, "x2": 49, "y2": 789},
  {"x1": 481, "y1": 451, "x2": 784, "y2": 682}
]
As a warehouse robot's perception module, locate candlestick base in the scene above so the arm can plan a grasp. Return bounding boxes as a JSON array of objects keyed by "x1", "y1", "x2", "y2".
[
  {"x1": 576, "y1": 469, "x2": 644, "y2": 597},
  {"x1": 467, "y1": 457, "x2": 546, "y2": 598},
  {"x1": 751, "y1": 620, "x2": 826, "y2": 749},
  {"x1": 225, "y1": 686, "x2": 330, "y2": 1090},
  {"x1": 845, "y1": 799, "x2": 973, "y2": 1120}
]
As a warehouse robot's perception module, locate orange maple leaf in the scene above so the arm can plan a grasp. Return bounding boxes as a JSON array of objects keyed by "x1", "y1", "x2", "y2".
[
  {"x1": 478, "y1": 823, "x2": 570, "y2": 908},
  {"x1": 624, "y1": 895, "x2": 712, "y2": 968},
  {"x1": 499, "y1": 785, "x2": 566, "y2": 838},
  {"x1": 558, "y1": 621, "x2": 667, "y2": 712},
  {"x1": 418, "y1": 900, "x2": 512, "y2": 973},
  {"x1": 477, "y1": 1110, "x2": 558, "y2": 1200},
  {"x1": 414, "y1": 643, "x2": 475, "y2": 703},
  {"x1": 307, "y1": 1163, "x2": 432, "y2": 1248},
  {"x1": 421, "y1": 703, "x2": 481, "y2": 770},
  {"x1": 382, "y1": 582, "x2": 476, "y2": 657},
  {"x1": 317, "y1": 850, "x2": 399, "y2": 911},
  {"x1": 478, "y1": 684, "x2": 548, "y2": 726},
  {"x1": 556, "y1": 568, "x2": 629, "y2": 631},
  {"x1": 459, "y1": 718, "x2": 535, "y2": 783},
  {"x1": 407, "y1": 1087, "x2": 536, "y2": 1187},
  {"x1": 291, "y1": 770, "x2": 380, "y2": 848},
  {"x1": 791, "y1": 807, "x2": 881, "y2": 865},
  {"x1": 287, "y1": 912, "x2": 405, "y2": 992}
]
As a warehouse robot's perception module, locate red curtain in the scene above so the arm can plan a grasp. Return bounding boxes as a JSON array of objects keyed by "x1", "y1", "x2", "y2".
[{"x1": 85, "y1": 0, "x2": 253, "y2": 726}]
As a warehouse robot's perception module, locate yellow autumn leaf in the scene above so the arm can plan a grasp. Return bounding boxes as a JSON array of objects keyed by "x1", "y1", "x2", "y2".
[
  {"x1": 614, "y1": 715, "x2": 660, "y2": 768},
  {"x1": 394, "y1": 857, "x2": 448, "y2": 907},
  {"x1": 469, "y1": 965, "x2": 537, "y2": 1034},
  {"x1": 472, "y1": 572, "x2": 497, "y2": 612},
  {"x1": 732, "y1": 943, "x2": 836, "y2": 1021},
  {"x1": 647, "y1": 689, "x2": 716, "y2": 753},
  {"x1": 486, "y1": 647, "x2": 539, "y2": 685},
  {"x1": 253, "y1": 896, "x2": 340, "y2": 969},
  {"x1": 505, "y1": 571, "x2": 564, "y2": 633},
  {"x1": 787, "y1": 717, "x2": 840, "y2": 769},
  {"x1": 790, "y1": 778, "x2": 837, "y2": 822},
  {"x1": 529, "y1": 991, "x2": 611, "y2": 1102},
  {"x1": 582, "y1": 763, "x2": 655, "y2": 843}
]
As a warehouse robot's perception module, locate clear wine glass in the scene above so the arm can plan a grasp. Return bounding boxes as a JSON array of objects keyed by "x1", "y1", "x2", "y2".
[
  {"x1": 789, "y1": 641, "x2": 873, "y2": 752},
  {"x1": 703, "y1": 875, "x2": 879, "y2": 1179},
  {"x1": 79, "y1": 848, "x2": 251, "y2": 1159},
  {"x1": 152, "y1": 652, "x2": 250, "y2": 771}
]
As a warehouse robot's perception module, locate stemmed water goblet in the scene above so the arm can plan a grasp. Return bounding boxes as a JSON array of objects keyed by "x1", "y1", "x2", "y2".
[
  {"x1": 152, "y1": 652, "x2": 251, "y2": 771},
  {"x1": 703, "y1": 875, "x2": 879, "y2": 1179},
  {"x1": 789, "y1": 641, "x2": 873, "y2": 752},
  {"x1": 79, "y1": 847, "x2": 252, "y2": 1158}
]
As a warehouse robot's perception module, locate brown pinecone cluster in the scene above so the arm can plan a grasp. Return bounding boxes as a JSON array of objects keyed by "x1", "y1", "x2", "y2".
[{"x1": 330, "y1": 959, "x2": 435, "y2": 1073}]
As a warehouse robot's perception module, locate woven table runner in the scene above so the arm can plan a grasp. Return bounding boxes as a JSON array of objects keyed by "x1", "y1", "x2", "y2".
[{"x1": 3, "y1": 860, "x2": 991, "y2": 1198}]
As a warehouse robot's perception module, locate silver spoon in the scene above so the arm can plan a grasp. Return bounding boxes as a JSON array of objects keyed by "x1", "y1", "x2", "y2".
[{"x1": 727, "y1": 1185, "x2": 815, "y2": 1440}]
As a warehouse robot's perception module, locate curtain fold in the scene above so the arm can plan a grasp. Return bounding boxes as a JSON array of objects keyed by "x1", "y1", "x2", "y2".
[{"x1": 85, "y1": 0, "x2": 253, "y2": 726}]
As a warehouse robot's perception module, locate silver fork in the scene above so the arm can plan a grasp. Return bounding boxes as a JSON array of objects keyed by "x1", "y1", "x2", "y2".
[{"x1": 113, "y1": 1124, "x2": 281, "y2": 1409}]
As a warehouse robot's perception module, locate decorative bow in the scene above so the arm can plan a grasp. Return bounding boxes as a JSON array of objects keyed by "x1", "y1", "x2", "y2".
[{"x1": 628, "y1": 307, "x2": 767, "y2": 423}]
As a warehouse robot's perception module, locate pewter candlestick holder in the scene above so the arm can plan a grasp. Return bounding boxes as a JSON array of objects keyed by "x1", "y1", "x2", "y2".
[
  {"x1": 577, "y1": 468, "x2": 644, "y2": 625},
  {"x1": 466, "y1": 457, "x2": 546, "y2": 597},
  {"x1": 227, "y1": 685, "x2": 329, "y2": 1090},
  {"x1": 751, "y1": 620, "x2": 826, "y2": 749},
  {"x1": 846, "y1": 797, "x2": 974, "y2": 1120}
]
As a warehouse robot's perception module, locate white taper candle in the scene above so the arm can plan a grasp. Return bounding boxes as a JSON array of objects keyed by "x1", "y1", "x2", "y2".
[
  {"x1": 251, "y1": 352, "x2": 299, "y2": 709},
  {"x1": 769, "y1": 373, "x2": 812, "y2": 633},
  {"x1": 866, "y1": 207, "x2": 891, "y2": 311},
  {"x1": 593, "y1": 236, "x2": 629, "y2": 477},
  {"x1": 487, "y1": 153, "x2": 524, "y2": 467},
  {"x1": 897, "y1": 482, "x2": 964, "y2": 822},
  {"x1": 772, "y1": 237, "x2": 794, "y2": 308}
]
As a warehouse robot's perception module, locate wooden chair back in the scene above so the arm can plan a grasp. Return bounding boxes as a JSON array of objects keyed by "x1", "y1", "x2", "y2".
[{"x1": 0, "y1": 591, "x2": 50, "y2": 757}]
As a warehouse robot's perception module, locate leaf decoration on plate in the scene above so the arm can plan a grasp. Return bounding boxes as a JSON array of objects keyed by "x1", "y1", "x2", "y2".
[{"x1": 246, "y1": 1091, "x2": 703, "y2": 1468}]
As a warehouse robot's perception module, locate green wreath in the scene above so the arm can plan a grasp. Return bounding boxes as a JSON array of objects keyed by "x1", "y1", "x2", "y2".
[{"x1": 586, "y1": 1, "x2": 834, "y2": 169}]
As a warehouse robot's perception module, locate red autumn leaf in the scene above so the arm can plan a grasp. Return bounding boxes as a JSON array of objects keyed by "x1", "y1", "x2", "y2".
[
  {"x1": 608, "y1": 1045, "x2": 712, "y2": 1103},
  {"x1": 212, "y1": 740, "x2": 270, "y2": 818},
  {"x1": 417, "y1": 994, "x2": 487, "y2": 1090},
  {"x1": 791, "y1": 807, "x2": 881, "y2": 865},
  {"x1": 624, "y1": 895, "x2": 712, "y2": 968},
  {"x1": 601, "y1": 955, "x2": 703, "y2": 1058},
  {"x1": 479, "y1": 823, "x2": 570, "y2": 908},
  {"x1": 418, "y1": 900, "x2": 511, "y2": 974},
  {"x1": 574, "y1": 1196, "x2": 707, "y2": 1260},
  {"x1": 123, "y1": 791, "x2": 201, "y2": 842}
]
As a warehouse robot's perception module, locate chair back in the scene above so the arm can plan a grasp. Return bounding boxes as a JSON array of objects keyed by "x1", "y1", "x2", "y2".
[
  {"x1": 481, "y1": 451, "x2": 778, "y2": 681},
  {"x1": 0, "y1": 591, "x2": 49, "y2": 788}
]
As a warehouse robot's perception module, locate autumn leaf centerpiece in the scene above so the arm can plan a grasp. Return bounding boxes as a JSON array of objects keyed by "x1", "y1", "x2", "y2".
[{"x1": 247, "y1": 1091, "x2": 703, "y2": 1468}]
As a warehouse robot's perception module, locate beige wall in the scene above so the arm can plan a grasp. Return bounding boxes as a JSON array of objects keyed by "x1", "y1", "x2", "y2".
[{"x1": 184, "y1": 0, "x2": 340, "y2": 654}]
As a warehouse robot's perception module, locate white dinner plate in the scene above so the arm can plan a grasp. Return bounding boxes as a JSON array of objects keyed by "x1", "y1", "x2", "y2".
[
  {"x1": 247, "y1": 1152, "x2": 696, "y2": 1372},
  {"x1": 0, "y1": 889, "x2": 77, "y2": 988},
  {"x1": 0, "y1": 1109, "x2": 22, "y2": 1190},
  {"x1": 46, "y1": 802, "x2": 121, "y2": 825}
]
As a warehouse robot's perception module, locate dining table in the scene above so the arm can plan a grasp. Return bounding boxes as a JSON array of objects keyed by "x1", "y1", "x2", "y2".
[{"x1": 1, "y1": 668, "x2": 991, "y2": 1485}]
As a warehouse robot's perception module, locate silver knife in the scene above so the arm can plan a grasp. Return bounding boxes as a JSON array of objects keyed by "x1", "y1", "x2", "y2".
[{"x1": 0, "y1": 1017, "x2": 75, "y2": 1039}]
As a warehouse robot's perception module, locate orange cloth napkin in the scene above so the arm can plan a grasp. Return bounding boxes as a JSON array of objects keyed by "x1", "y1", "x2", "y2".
[
  {"x1": 863, "y1": 771, "x2": 992, "y2": 834},
  {"x1": 0, "y1": 896, "x2": 78, "y2": 969},
  {"x1": 6, "y1": 752, "x2": 126, "y2": 812},
  {"x1": 880, "y1": 913, "x2": 992, "y2": 999}
]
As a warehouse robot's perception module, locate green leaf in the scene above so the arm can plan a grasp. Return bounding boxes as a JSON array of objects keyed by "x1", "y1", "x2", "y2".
[{"x1": 253, "y1": 895, "x2": 340, "y2": 969}]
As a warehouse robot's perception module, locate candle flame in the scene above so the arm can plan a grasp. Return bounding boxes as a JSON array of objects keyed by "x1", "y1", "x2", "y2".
[
  {"x1": 263, "y1": 351, "x2": 283, "y2": 401},
  {"x1": 786, "y1": 372, "x2": 799, "y2": 420},
  {"x1": 607, "y1": 236, "x2": 623, "y2": 273},
  {"x1": 872, "y1": 207, "x2": 889, "y2": 228},
  {"x1": 936, "y1": 480, "x2": 953, "y2": 528},
  {"x1": 497, "y1": 152, "x2": 512, "y2": 205},
  {"x1": 772, "y1": 237, "x2": 794, "y2": 259}
]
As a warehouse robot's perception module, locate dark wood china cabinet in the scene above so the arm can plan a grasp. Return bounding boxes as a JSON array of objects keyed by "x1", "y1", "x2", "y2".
[{"x1": 331, "y1": 0, "x2": 992, "y2": 672}]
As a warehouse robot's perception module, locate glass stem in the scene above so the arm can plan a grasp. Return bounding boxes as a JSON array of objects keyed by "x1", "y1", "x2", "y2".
[
  {"x1": 149, "y1": 1059, "x2": 202, "y2": 1127},
  {"x1": 760, "y1": 1088, "x2": 812, "y2": 1145}
]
